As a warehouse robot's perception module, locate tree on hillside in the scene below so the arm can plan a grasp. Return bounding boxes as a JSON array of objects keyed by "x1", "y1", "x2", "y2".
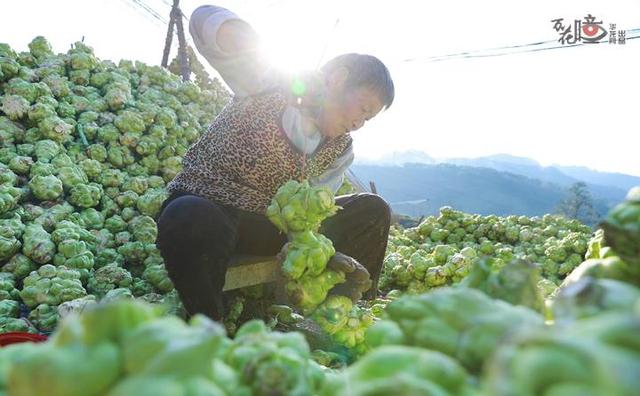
[{"x1": 555, "y1": 182, "x2": 599, "y2": 226}]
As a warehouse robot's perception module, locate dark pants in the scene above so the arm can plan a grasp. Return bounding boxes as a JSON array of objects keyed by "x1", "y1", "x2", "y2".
[{"x1": 156, "y1": 191, "x2": 391, "y2": 320}]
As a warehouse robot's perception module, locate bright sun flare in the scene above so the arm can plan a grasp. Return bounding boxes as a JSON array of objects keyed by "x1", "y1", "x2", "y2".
[{"x1": 250, "y1": 5, "x2": 341, "y2": 75}]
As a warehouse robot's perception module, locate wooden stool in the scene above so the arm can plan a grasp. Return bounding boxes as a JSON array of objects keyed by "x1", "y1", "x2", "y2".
[{"x1": 222, "y1": 255, "x2": 280, "y2": 291}]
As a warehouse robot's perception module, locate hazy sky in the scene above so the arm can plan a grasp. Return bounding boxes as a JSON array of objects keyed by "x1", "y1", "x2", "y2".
[{"x1": 2, "y1": 0, "x2": 639, "y2": 176}]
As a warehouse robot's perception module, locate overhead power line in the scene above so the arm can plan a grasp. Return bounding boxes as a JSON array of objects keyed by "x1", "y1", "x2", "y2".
[
  {"x1": 123, "y1": 0, "x2": 194, "y2": 48},
  {"x1": 120, "y1": 0, "x2": 165, "y2": 29},
  {"x1": 404, "y1": 27, "x2": 640, "y2": 63},
  {"x1": 128, "y1": 0, "x2": 168, "y2": 25}
]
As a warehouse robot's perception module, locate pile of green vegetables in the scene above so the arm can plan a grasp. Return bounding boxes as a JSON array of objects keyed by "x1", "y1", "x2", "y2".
[
  {"x1": 267, "y1": 180, "x2": 374, "y2": 355},
  {"x1": 380, "y1": 207, "x2": 593, "y2": 295},
  {"x1": 0, "y1": 36, "x2": 230, "y2": 333},
  {"x1": 0, "y1": 188, "x2": 638, "y2": 395},
  {"x1": 0, "y1": 300, "x2": 328, "y2": 396},
  {"x1": 2, "y1": 203, "x2": 638, "y2": 396},
  {"x1": 350, "y1": 188, "x2": 640, "y2": 395}
]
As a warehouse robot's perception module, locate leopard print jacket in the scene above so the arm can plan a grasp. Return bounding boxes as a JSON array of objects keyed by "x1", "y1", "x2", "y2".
[{"x1": 167, "y1": 88, "x2": 352, "y2": 214}]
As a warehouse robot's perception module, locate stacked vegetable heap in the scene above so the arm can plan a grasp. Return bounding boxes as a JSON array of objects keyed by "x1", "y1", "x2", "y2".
[
  {"x1": 267, "y1": 180, "x2": 374, "y2": 355},
  {"x1": 0, "y1": 300, "x2": 329, "y2": 396},
  {"x1": 1, "y1": 188, "x2": 638, "y2": 395},
  {"x1": 380, "y1": 207, "x2": 594, "y2": 296},
  {"x1": 0, "y1": 37, "x2": 230, "y2": 333}
]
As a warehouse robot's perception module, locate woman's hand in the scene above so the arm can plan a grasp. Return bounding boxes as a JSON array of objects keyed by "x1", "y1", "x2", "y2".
[
  {"x1": 275, "y1": 249, "x2": 372, "y2": 303},
  {"x1": 327, "y1": 252, "x2": 372, "y2": 302}
]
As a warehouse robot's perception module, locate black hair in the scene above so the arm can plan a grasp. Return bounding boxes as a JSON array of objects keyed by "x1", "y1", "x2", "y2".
[{"x1": 320, "y1": 53, "x2": 395, "y2": 109}]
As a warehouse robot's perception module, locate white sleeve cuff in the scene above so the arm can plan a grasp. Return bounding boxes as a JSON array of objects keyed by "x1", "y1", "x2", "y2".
[{"x1": 189, "y1": 5, "x2": 277, "y2": 97}]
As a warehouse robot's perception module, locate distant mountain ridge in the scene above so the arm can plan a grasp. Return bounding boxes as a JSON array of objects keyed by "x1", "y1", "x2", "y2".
[
  {"x1": 351, "y1": 152, "x2": 639, "y2": 219},
  {"x1": 355, "y1": 151, "x2": 640, "y2": 192},
  {"x1": 444, "y1": 155, "x2": 576, "y2": 187},
  {"x1": 351, "y1": 163, "x2": 580, "y2": 218}
]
